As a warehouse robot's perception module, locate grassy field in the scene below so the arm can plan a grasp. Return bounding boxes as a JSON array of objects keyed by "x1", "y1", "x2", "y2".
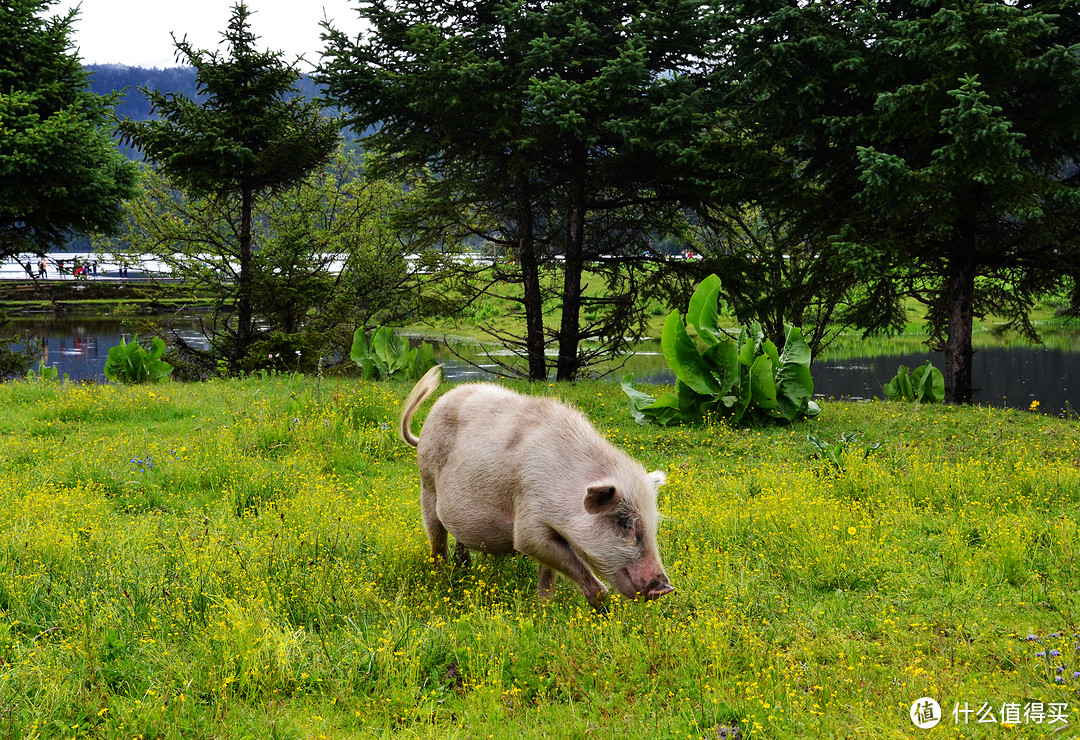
[{"x1": 1, "y1": 375, "x2": 1079, "y2": 738}]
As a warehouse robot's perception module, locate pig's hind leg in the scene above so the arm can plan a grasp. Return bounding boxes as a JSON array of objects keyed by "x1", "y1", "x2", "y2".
[
  {"x1": 453, "y1": 541, "x2": 472, "y2": 566},
  {"x1": 420, "y1": 476, "x2": 449, "y2": 561}
]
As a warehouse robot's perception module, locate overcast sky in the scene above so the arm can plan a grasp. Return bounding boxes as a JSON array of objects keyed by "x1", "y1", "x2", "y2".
[{"x1": 55, "y1": 0, "x2": 362, "y2": 69}]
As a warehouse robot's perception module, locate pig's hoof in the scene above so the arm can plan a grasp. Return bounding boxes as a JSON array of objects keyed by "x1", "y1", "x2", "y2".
[
  {"x1": 587, "y1": 588, "x2": 611, "y2": 613},
  {"x1": 453, "y1": 541, "x2": 472, "y2": 567}
]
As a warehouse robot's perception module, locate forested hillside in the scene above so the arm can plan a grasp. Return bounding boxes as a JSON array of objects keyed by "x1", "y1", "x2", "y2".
[
  {"x1": 86, "y1": 65, "x2": 197, "y2": 122},
  {"x1": 86, "y1": 64, "x2": 325, "y2": 123},
  {"x1": 48, "y1": 65, "x2": 341, "y2": 251}
]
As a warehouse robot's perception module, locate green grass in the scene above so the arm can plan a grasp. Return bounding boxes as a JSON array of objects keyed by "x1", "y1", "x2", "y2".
[{"x1": 1, "y1": 376, "x2": 1079, "y2": 737}]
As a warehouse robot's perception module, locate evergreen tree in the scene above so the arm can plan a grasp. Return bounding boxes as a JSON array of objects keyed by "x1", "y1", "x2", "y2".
[
  {"x1": 118, "y1": 2, "x2": 340, "y2": 370},
  {"x1": 0, "y1": 0, "x2": 138, "y2": 258},
  {"x1": 103, "y1": 150, "x2": 424, "y2": 377},
  {"x1": 320, "y1": 0, "x2": 718, "y2": 380},
  {"x1": 720, "y1": 0, "x2": 1080, "y2": 403}
]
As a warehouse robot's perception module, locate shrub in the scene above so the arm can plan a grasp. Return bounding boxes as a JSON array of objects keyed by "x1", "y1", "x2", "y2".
[
  {"x1": 25, "y1": 359, "x2": 62, "y2": 382},
  {"x1": 883, "y1": 361, "x2": 944, "y2": 403},
  {"x1": 622, "y1": 274, "x2": 821, "y2": 425},
  {"x1": 350, "y1": 326, "x2": 437, "y2": 381},
  {"x1": 104, "y1": 335, "x2": 174, "y2": 384}
]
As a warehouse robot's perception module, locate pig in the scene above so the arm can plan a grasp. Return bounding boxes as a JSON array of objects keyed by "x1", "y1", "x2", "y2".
[{"x1": 399, "y1": 365, "x2": 674, "y2": 609}]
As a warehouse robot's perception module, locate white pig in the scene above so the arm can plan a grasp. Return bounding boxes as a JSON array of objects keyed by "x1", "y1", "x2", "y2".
[{"x1": 399, "y1": 365, "x2": 674, "y2": 608}]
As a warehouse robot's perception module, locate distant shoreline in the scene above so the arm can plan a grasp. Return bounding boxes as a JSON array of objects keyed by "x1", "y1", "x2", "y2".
[{"x1": 0, "y1": 279, "x2": 207, "y2": 314}]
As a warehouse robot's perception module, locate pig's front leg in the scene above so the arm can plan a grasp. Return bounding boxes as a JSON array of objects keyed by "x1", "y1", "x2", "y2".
[
  {"x1": 517, "y1": 527, "x2": 607, "y2": 609},
  {"x1": 537, "y1": 565, "x2": 557, "y2": 601}
]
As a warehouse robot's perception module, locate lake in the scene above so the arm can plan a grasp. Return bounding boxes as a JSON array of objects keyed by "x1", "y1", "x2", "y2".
[{"x1": 5, "y1": 314, "x2": 1079, "y2": 415}]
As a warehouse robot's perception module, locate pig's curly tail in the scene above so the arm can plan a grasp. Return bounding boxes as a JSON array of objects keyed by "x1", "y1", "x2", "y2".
[{"x1": 399, "y1": 365, "x2": 443, "y2": 447}]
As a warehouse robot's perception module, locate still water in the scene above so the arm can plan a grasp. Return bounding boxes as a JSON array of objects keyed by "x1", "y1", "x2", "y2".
[{"x1": 6, "y1": 315, "x2": 1079, "y2": 415}]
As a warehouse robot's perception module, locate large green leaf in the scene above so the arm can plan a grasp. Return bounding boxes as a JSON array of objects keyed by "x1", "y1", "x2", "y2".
[
  {"x1": 749, "y1": 354, "x2": 779, "y2": 413},
  {"x1": 349, "y1": 328, "x2": 378, "y2": 379},
  {"x1": 883, "y1": 370, "x2": 902, "y2": 401},
  {"x1": 377, "y1": 328, "x2": 413, "y2": 375},
  {"x1": 621, "y1": 373, "x2": 657, "y2": 425},
  {"x1": 774, "y1": 326, "x2": 815, "y2": 421},
  {"x1": 643, "y1": 392, "x2": 682, "y2": 426},
  {"x1": 104, "y1": 339, "x2": 133, "y2": 383},
  {"x1": 686, "y1": 274, "x2": 722, "y2": 332},
  {"x1": 763, "y1": 338, "x2": 780, "y2": 372},
  {"x1": 702, "y1": 340, "x2": 739, "y2": 395},
  {"x1": 778, "y1": 325, "x2": 811, "y2": 367},
  {"x1": 736, "y1": 326, "x2": 756, "y2": 367},
  {"x1": 661, "y1": 310, "x2": 720, "y2": 395},
  {"x1": 884, "y1": 365, "x2": 914, "y2": 401},
  {"x1": 910, "y1": 361, "x2": 945, "y2": 403},
  {"x1": 687, "y1": 275, "x2": 723, "y2": 346},
  {"x1": 731, "y1": 363, "x2": 753, "y2": 422},
  {"x1": 370, "y1": 326, "x2": 400, "y2": 376},
  {"x1": 621, "y1": 374, "x2": 682, "y2": 426},
  {"x1": 927, "y1": 364, "x2": 944, "y2": 403},
  {"x1": 147, "y1": 337, "x2": 173, "y2": 382},
  {"x1": 775, "y1": 359, "x2": 814, "y2": 421},
  {"x1": 349, "y1": 327, "x2": 371, "y2": 366}
]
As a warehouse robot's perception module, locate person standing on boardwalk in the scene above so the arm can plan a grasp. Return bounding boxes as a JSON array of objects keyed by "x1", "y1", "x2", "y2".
[{"x1": 38, "y1": 258, "x2": 47, "y2": 278}]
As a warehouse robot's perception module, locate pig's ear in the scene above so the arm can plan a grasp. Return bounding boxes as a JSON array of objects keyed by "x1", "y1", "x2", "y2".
[
  {"x1": 648, "y1": 470, "x2": 666, "y2": 490},
  {"x1": 583, "y1": 484, "x2": 619, "y2": 514}
]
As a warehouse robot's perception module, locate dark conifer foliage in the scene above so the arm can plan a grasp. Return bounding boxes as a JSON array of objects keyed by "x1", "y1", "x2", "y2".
[
  {"x1": 719, "y1": 0, "x2": 1080, "y2": 403},
  {"x1": 0, "y1": 0, "x2": 138, "y2": 258},
  {"x1": 320, "y1": 0, "x2": 720, "y2": 380},
  {"x1": 117, "y1": 2, "x2": 340, "y2": 370}
]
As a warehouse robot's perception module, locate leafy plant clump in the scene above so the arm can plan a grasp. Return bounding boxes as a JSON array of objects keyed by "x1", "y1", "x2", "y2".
[
  {"x1": 884, "y1": 361, "x2": 944, "y2": 403},
  {"x1": 807, "y1": 432, "x2": 882, "y2": 473},
  {"x1": 25, "y1": 359, "x2": 62, "y2": 382},
  {"x1": 622, "y1": 274, "x2": 821, "y2": 425},
  {"x1": 350, "y1": 326, "x2": 437, "y2": 381},
  {"x1": 104, "y1": 335, "x2": 174, "y2": 384}
]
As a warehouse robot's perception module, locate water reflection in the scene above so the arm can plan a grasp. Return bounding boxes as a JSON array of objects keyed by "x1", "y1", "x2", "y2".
[
  {"x1": 436, "y1": 339, "x2": 1080, "y2": 415},
  {"x1": 5, "y1": 314, "x2": 206, "y2": 382},
  {"x1": 812, "y1": 348, "x2": 1076, "y2": 413},
  {"x1": 5, "y1": 316, "x2": 1079, "y2": 415}
]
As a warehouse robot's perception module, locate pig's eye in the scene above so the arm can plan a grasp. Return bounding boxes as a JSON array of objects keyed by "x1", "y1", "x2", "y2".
[{"x1": 616, "y1": 513, "x2": 635, "y2": 532}]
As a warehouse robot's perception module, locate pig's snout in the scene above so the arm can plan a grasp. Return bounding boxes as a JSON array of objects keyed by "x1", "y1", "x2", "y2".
[
  {"x1": 617, "y1": 562, "x2": 674, "y2": 601},
  {"x1": 640, "y1": 574, "x2": 674, "y2": 600}
]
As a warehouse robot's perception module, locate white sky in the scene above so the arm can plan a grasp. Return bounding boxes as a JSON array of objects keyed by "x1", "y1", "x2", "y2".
[{"x1": 55, "y1": 0, "x2": 362, "y2": 69}]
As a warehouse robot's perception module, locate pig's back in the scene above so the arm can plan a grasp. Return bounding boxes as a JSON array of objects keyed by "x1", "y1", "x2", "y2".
[{"x1": 416, "y1": 382, "x2": 612, "y2": 483}]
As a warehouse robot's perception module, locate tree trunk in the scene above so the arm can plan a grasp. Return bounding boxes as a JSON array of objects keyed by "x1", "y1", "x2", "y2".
[
  {"x1": 943, "y1": 256, "x2": 976, "y2": 404},
  {"x1": 516, "y1": 174, "x2": 547, "y2": 381},
  {"x1": 238, "y1": 185, "x2": 254, "y2": 347},
  {"x1": 556, "y1": 148, "x2": 587, "y2": 381}
]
